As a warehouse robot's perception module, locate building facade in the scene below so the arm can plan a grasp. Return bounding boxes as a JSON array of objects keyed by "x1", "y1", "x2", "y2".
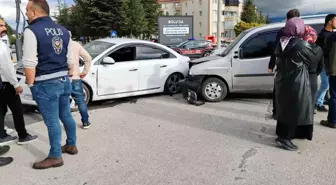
[
  {"x1": 180, "y1": 0, "x2": 243, "y2": 42},
  {"x1": 157, "y1": 0, "x2": 182, "y2": 16}
]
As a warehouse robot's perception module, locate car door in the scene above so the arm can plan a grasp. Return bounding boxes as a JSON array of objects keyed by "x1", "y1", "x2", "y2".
[
  {"x1": 97, "y1": 45, "x2": 139, "y2": 96},
  {"x1": 136, "y1": 45, "x2": 177, "y2": 91},
  {"x1": 232, "y1": 30, "x2": 279, "y2": 91},
  {"x1": 180, "y1": 41, "x2": 196, "y2": 56}
]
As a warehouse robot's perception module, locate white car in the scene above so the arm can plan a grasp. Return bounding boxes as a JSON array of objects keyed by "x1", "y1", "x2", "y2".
[{"x1": 16, "y1": 38, "x2": 190, "y2": 107}]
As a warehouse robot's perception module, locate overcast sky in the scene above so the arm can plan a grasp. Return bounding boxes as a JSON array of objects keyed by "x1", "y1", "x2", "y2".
[{"x1": 0, "y1": 0, "x2": 335, "y2": 30}]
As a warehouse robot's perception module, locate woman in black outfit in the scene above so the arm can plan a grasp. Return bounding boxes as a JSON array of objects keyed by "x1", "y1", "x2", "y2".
[{"x1": 274, "y1": 17, "x2": 324, "y2": 151}]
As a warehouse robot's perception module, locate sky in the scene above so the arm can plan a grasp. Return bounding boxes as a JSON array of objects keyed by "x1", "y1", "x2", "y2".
[{"x1": 0, "y1": 0, "x2": 335, "y2": 31}]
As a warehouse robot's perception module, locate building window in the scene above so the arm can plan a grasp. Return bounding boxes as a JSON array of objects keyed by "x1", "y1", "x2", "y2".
[
  {"x1": 213, "y1": 10, "x2": 217, "y2": 18},
  {"x1": 199, "y1": 0, "x2": 202, "y2": 5},
  {"x1": 213, "y1": 21, "x2": 217, "y2": 29},
  {"x1": 185, "y1": 13, "x2": 188, "y2": 16},
  {"x1": 199, "y1": 33, "x2": 203, "y2": 37},
  {"x1": 199, "y1": 11, "x2": 202, "y2": 16},
  {"x1": 166, "y1": 12, "x2": 169, "y2": 16},
  {"x1": 199, "y1": 22, "x2": 202, "y2": 27},
  {"x1": 213, "y1": 32, "x2": 217, "y2": 37},
  {"x1": 185, "y1": 2, "x2": 187, "y2": 7}
]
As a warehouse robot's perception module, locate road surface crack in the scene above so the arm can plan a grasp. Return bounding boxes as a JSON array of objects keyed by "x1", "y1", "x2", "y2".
[{"x1": 235, "y1": 147, "x2": 260, "y2": 180}]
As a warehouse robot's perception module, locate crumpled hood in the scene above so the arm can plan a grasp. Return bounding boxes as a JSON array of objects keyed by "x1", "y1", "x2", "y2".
[{"x1": 190, "y1": 55, "x2": 222, "y2": 64}]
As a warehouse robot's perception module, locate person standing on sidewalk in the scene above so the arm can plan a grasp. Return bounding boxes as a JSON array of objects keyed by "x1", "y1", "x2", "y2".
[
  {"x1": 0, "y1": 19, "x2": 38, "y2": 146},
  {"x1": 0, "y1": 145, "x2": 13, "y2": 167},
  {"x1": 0, "y1": 20, "x2": 15, "y2": 135},
  {"x1": 23, "y1": 0, "x2": 78, "y2": 169},
  {"x1": 315, "y1": 14, "x2": 336, "y2": 112},
  {"x1": 69, "y1": 38, "x2": 92, "y2": 129},
  {"x1": 268, "y1": 9, "x2": 300, "y2": 119},
  {"x1": 320, "y1": 19, "x2": 336, "y2": 128}
]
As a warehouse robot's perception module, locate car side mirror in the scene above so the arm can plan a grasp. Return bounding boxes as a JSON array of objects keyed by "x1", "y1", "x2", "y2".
[
  {"x1": 102, "y1": 57, "x2": 115, "y2": 64},
  {"x1": 161, "y1": 53, "x2": 169, "y2": 58}
]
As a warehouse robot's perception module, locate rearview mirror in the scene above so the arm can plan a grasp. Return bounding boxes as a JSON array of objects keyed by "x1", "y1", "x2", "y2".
[{"x1": 102, "y1": 57, "x2": 115, "y2": 64}]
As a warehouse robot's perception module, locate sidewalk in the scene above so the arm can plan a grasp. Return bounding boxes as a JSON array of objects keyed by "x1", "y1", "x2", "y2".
[{"x1": 1, "y1": 97, "x2": 336, "y2": 185}]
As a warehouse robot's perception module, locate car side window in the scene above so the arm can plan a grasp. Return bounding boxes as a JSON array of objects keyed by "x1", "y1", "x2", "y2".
[
  {"x1": 195, "y1": 41, "x2": 209, "y2": 47},
  {"x1": 108, "y1": 46, "x2": 136, "y2": 62},
  {"x1": 136, "y1": 45, "x2": 173, "y2": 60},
  {"x1": 182, "y1": 41, "x2": 195, "y2": 48},
  {"x1": 240, "y1": 32, "x2": 278, "y2": 59}
]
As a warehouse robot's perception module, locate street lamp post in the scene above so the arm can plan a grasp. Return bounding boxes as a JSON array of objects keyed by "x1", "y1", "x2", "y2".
[{"x1": 217, "y1": 0, "x2": 222, "y2": 49}]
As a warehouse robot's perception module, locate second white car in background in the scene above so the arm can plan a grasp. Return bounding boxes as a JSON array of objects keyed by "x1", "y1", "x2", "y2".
[{"x1": 16, "y1": 38, "x2": 190, "y2": 107}]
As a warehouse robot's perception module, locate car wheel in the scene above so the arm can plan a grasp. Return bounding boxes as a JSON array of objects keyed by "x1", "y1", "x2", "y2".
[
  {"x1": 83, "y1": 83, "x2": 91, "y2": 105},
  {"x1": 203, "y1": 51, "x2": 210, "y2": 57},
  {"x1": 70, "y1": 83, "x2": 91, "y2": 110},
  {"x1": 164, "y1": 73, "x2": 184, "y2": 94},
  {"x1": 201, "y1": 77, "x2": 228, "y2": 102}
]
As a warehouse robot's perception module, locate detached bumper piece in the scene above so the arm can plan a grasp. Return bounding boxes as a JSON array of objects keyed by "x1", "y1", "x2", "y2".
[{"x1": 179, "y1": 75, "x2": 205, "y2": 106}]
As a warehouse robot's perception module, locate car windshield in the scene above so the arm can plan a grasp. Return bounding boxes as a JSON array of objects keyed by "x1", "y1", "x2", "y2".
[
  {"x1": 221, "y1": 30, "x2": 250, "y2": 56},
  {"x1": 176, "y1": 40, "x2": 189, "y2": 47},
  {"x1": 83, "y1": 41, "x2": 115, "y2": 59},
  {"x1": 211, "y1": 47, "x2": 227, "y2": 56}
]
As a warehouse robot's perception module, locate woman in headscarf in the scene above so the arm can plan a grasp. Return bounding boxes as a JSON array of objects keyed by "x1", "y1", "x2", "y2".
[
  {"x1": 303, "y1": 26, "x2": 324, "y2": 114},
  {"x1": 274, "y1": 17, "x2": 324, "y2": 151}
]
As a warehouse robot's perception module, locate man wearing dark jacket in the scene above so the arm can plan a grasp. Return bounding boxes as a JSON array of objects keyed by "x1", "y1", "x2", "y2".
[
  {"x1": 315, "y1": 14, "x2": 336, "y2": 112},
  {"x1": 321, "y1": 15, "x2": 336, "y2": 128},
  {"x1": 268, "y1": 9, "x2": 300, "y2": 119}
]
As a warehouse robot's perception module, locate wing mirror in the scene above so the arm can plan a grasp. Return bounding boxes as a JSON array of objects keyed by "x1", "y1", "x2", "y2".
[{"x1": 102, "y1": 57, "x2": 115, "y2": 64}]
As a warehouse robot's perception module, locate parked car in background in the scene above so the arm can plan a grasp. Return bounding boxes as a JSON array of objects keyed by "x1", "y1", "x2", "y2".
[
  {"x1": 170, "y1": 40, "x2": 214, "y2": 58},
  {"x1": 183, "y1": 17, "x2": 324, "y2": 102},
  {"x1": 16, "y1": 38, "x2": 190, "y2": 107}
]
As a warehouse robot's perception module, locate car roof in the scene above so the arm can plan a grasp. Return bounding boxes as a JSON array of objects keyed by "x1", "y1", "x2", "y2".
[
  {"x1": 95, "y1": 38, "x2": 155, "y2": 45},
  {"x1": 247, "y1": 17, "x2": 325, "y2": 33}
]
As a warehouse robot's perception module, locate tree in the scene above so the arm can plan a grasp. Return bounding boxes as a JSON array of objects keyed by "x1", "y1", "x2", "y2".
[
  {"x1": 121, "y1": 0, "x2": 147, "y2": 38},
  {"x1": 142, "y1": 0, "x2": 161, "y2": 38},
  {"x1": 234, "y1": 21, "x2": 264, "y2": 36},
  {"x1": 240, "y1": 0, "x2": 258, "y2": 23}
]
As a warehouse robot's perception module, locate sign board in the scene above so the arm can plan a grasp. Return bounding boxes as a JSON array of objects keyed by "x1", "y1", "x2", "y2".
[
  {"x1": 110, "y1": 30, "x2": 117, "y2": 38},
  {"x1": 158, "y1": 16, "x2": 194, "y2": 46}
]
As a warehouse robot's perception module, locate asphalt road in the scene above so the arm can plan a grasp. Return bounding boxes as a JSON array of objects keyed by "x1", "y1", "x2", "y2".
[{"x1": 2, "y1": 92, "x2": 336, "y2": 185}]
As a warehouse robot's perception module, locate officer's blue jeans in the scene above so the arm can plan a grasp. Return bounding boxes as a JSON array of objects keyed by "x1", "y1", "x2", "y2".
[
  {"x1": 30, "y1": 76, "x2": 76, "y2": 158},
  {"x1": 71, "y1": 80, "x2": 89, "y2": 123},
  {"x1": 316, "y1": 69, "x2": 329, "y2": 106}
]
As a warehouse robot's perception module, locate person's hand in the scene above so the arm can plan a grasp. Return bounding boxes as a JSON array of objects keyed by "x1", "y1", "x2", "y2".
[
  {"x1": 69, "y1": 77, "x2": 73, "y2": 83},
  {"x1": 268, "y1": 68, "x2": 273, "y2": 73},
  {"x1": 15, "y1": 86, "x2": 23, "y2": 95},
  {"x1": 79, "y1": 72, "x2": 87, "y2": 79}
]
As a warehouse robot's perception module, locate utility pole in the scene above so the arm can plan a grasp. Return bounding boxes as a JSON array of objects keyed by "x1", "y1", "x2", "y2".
[{"x1": 217, "y1": 0, "x2": 222, "y2": 49}]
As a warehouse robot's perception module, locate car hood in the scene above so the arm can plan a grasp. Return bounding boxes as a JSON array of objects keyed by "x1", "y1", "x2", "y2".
[{"x1": 190, "y1": 55, "x2": 222, "y2": 64}]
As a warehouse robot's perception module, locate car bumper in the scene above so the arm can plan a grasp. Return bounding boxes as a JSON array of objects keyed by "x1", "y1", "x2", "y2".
[{"x1": 179, "y1": 75, "x2": 205, "y2": 96}]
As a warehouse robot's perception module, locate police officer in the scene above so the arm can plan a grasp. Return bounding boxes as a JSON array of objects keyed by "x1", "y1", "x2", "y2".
[{"x1": 23, "y1": 0, "x2": 77, "y2": 170}]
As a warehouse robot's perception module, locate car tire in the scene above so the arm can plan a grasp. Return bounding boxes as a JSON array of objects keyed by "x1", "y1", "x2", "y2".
[
  {"x1": 203, "y1": 51, "x2": 210, "y2": 57},
  {"x1": 70, "y1": 83, "x2": 91, "y2": 111},
  {"x1": 201, "y1": 77, "x2": 228, "y2": 102},
  {"x1": 83, "y1": 83, "x2": 91, "y2": 105},
  {"x1": 164, "y1": 73, "x2": 184, "y2": 95}
]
